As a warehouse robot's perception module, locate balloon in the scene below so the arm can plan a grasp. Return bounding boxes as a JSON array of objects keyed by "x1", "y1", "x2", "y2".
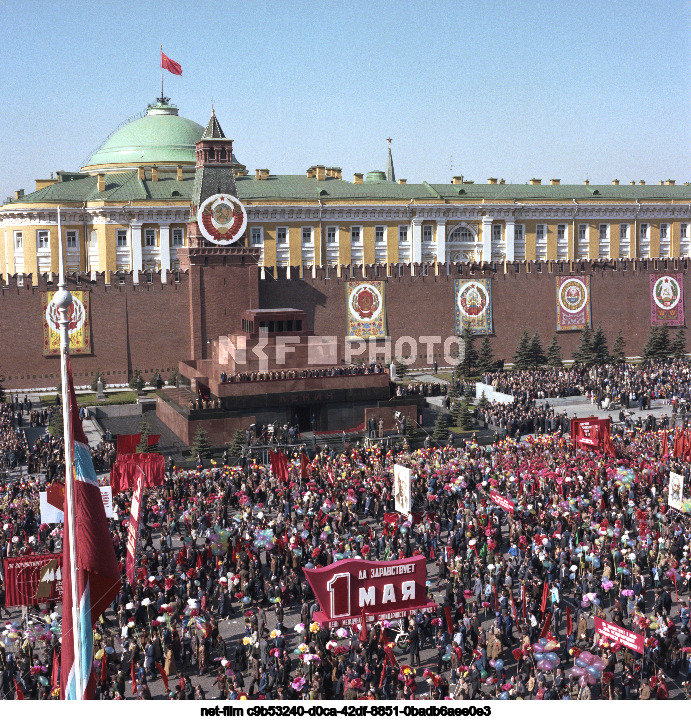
[
  {"x1": 495, "y1": 660, "x2": 504, "y2": 671},
  {"x1": 499, "y1": 691, "x2": 509, "y2": 700},
  {"x1": 586, "y1": 666, "x2": 602, "y2": 679},
  {"x1": 546, "y1": 652, "x2": 560, "y2": 664},
  {"x1": 569, "y1": 667, "x2": 586, "y2": 677},
  {"x1": 39, "y1": 675, "x2": 50, "y2": 686},
  {"x1": 489, "y1": 659, "x2": 496, "y2": 668},
  {"x1": 579, "y1": 676, "x2": 589, "y2": 688},
  {"x1": 532, "y1": 643, "x2": 545, "y2": 653},
  {"x1": 575, "y1": 658, "x2": 588, "y2": 668},
  {"x1": 534, "y1": 652, "x2": 545, "y2": 661},
  {"x1": 544, "y1": 641, "x2": 557, "y2": 651},
  {"x1": 480, "y1": 669, "x2": 487, "y2": 679},
  {"x1": 95, "y1": 649, "x2": 104, "y2": 660},
  {"x1": 592, "y1": 659, "x2": 607, "y2": 671},
  {"x1": 579, "y1": 651, "x2": 594, "y2": 664},
  {"x1": 585, "y1": 674, "x2": 597, "y2": 685}
]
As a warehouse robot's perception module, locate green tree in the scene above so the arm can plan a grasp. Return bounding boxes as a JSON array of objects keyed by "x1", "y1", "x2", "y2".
[
  {"x1": 128, "y1": 369, "x2": 143, "y2": 391},
  {"x1": 643, "y1": 325, "x2": 671, "y2": 361},
  {"x1": 611, "y1": 330, "x2": 626, "y2": 364},
  {"x1": 573, "y1": 327, "x2": 595, "y2": 366},
  {"x1": 190, "y1": 427, "x2": 212, "y2": 459},
  {"x1": 454, "y1": 398, "x2": 474, "y2": 431},
  {"x1": 136, "y1": 420, "x2": 158, "y2": 453},
  {"x1": 395, "y1": 359, "x2": 408, "y2": 381},
  {"x1": 477, "y1": 389, "x2": 489, "y2": 409},
  {"x1": 513, "y1": 330, "x2": 531, "y2": 370},
  {"x1": 590, "y1": 324, "x2": 610, "y2": 365},
  {"x1": 432, "y1": 411, "x2": 450, "y2": 443},
  {"x1": 456, "y1": 321, "x2": 478, "y2": 377},
  {"x1": 168, "y1": 368, "x2": 179, "y2": 387},
  {"x1": 527, "y1": 331, "x2": 547, "y2": 368},
  {"x1": 227, "y1": 428, "x2": 245, "y2": 457},
  {"x1": 477, "y1": 337, "x2": 495, "y2": 375},
  {"x1": 670, "y1": 327, "x2": 687, "y2": 359},
  {"x1": 48, "y1": 407, "x2": 64, "y2": 438},
  {"x1": 404, "y1": 416, "x2": 421, "y2": 444},
  {"x1": 546, "y1": 334, "x2": 563, "y2": 367}
]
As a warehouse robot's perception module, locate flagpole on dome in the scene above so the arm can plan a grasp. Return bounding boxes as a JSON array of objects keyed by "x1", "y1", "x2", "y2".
[
  {"x1": 55, "y1": 205, "x2": 83, "y2": 699},
  {"x1": 160, "y1": 44, "x2": 164, "y2": 102}
]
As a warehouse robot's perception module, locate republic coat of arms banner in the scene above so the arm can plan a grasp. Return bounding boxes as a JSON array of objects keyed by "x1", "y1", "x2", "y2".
[
  {"x1": 650, "y1": 274, "x2": 684, "y2": 327},
  {"x1": 346, "y1": 281, "x2": 387, "y2": 339},
  {"x1": 454, "y1": 278, "x2": 492, "y2": 335},
  {"x1": 41, "y1": 290, "x2": 91, "y2": 356},
  {"x1": 556, "y1": 276, "x2": 592, "y2": 331}
]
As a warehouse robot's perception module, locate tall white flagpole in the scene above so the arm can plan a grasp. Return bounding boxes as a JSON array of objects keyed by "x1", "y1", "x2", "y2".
[{"x1": 55, "y1": 206, "x2": 83, "y2": 699}]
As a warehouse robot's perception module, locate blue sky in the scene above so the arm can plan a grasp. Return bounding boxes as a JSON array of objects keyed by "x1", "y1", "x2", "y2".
[{"x1": 1, "y1": 0, "x2": 689, "y2": 199}]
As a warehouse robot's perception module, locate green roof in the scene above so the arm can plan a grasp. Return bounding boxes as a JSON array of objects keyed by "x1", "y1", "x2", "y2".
[
  {"x1": 8, "y1": 173, "x2": 690, "y2": 206},
  {"x1": 83, "y1": 102, "x2": 204, "y2": 169}
]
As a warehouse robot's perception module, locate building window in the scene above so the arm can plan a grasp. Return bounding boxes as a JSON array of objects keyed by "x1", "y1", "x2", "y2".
[
  {"x1": 423, "y1": 225, "x2": 433, "y2": 243},
  {"x1": 276, "y1": 227, "x2": 288, "y2": 245},
  {"x1": 620, "y1": 223, "x2": 628, "y2": 240},
  {"x1": 598, "y1": 224, "x2": 609, "y2": 258},
  {"x1": 619, "y1": 223, "x2": 630, "y2": 257},
  {"x1": 303, "y1": 227, "x2": 313, "y2": 244},
  {"x1": 350, "y1": 226, "x2": 363, "y2": 263},
  {"x1": 680, "y1": 223, "x2": 689, "y2": 257},
  {"x1": 659, "y1": 222, "x2": 670, "y2": 257},
  {"x1": 492, "y1": 224, "x2": 502, "y2": 242},
  {"x1": 302, "y1": 226, "x2": 315, "y2": 264},
  {"x1": 250, "y1": 228, "x2": 262, "y2": 246},
  {"x1": 325, "y1": 226, "x2": 338, "y2": 265},
  {"x1": 681, "y1": 223, "x2": 688, "y2": 239},
  {"x1": 37, "y1": 230, "x2": 49, "y2": 249},
  {"x1": 375, "y1": 225, "x2": 386, "y2": 263},
  {"x1": 660, "y1": 223, "x2": 668, "y2": 239},
  {"x1": 640, "y1": 223, "x2": 648, "y2": 239},
  {"x1": 557, "y1": 224, "x2": 566, "y2": 241},
  {"x1": 398, "y1": 225, "x2": 410, "y2": 263},
  {"x1": 536, "y1": 224, "x2": 545, "y2": 241},
  {"x1": 14, "y1": 231, "x2": 22, "y2": 249},
  {"x1": 172, "y1": 228, "x2": 184, "y2": 246},
  {"x1": 66, "y1": 230, "x2": 77, "y2": 249},
  {"x1": 145, "y1": 229, "x2": 156, "y2": 246},
  {"x1": 599, "y1": 224, "x2": 608, "y2": 240},
  {"x1": 117, "y1": 229, "x2": 128, "y2": 247},
  {"x1": 578, "y1": 224, "x2": 587, "y2": 241},
  {"x1": 514, "y1": 225, "x2": 524, "y2": 241}
]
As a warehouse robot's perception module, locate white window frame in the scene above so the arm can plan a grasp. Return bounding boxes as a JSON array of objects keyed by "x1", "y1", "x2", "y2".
[
  {"x1": 514, "y1": 224, "x2": 525, "y2": 261},
  {"x1": 639, "y1": 222, "x2": 650, "y2": 257},
  {"x1": 325, "y1": 226, "x2": 338, "y2": 265},
  {"x1": 619, "y1": 223, "x2": 630, "y2": 257},
  {"x1": 680, "y1": 223, "x2": 689, "y2": 257},
  {"x1": 276, "y1": 227, "x2": 288, "y2": 246},
  {"x1": 577, "y1": 223, "x2": 589, "y2": 259},
  {"x1": 659, "y1": 223, "x2": 670, "y2": 257},
  {"x1": 37, "y1": 230, "x2": 49, "y2": 250},
  {"x1": 681, "y1": 223, "x2": 688, "y2": 240},
  {"x1": 598, "y1": 223, "x2": 609, "y2": 258},
  {"x1": 66, "y1": 230, "x2": 78, "y2": 249},
  {"x1": 116, "y1": 229, "x2": 128, "y2": 247},
  {"x1": 14, "y1": 231, "x2": 22, "y2": 249},
  {"x1": 398, "y1": 225, "x2": 410, "y2": 263},
  {"x1": 171, "y1": 228, "x2": 184, "y2": 247},
  {"x1": 374, "y1": 225, "x2": 387, "y2": 263},
  {"x1": 250, "y1": 227, "x2": 262, "y2": 247},
  {"x1": 556, "y1": 223, "x2": 568, "y2": 260},
  {"x1": 640, "y1": 223, "x2": 648, "y2": 239},
  {"x1": 535, "y1": 224, "x2": 547, "y2": 260},
  {"x1": 423, "y1": 225, "x2": 433, "y2": 244},
  {"x1": 557, "y1": 224, "x2": 566, "y2": 241},
  {"x1": 144, "y1": 228, "x2": 156, "y2": 247},
  {"x1": 350, "y1": 225, "x2": 363, "y2": 263},
  {"x1": 660, "y1": 223, "x2": 668, "y2": 240},
  {"x1": 301, "y1": 226, "x2": 315, "y2": 264},
  {"x1": 492, "y1": 224, "x2": 502, "y2": 242}
]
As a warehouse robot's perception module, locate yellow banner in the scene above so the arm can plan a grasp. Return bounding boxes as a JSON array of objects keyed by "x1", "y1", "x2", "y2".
[{"x1": 41, "y1": 290, "x2": 91, "y2": 356}]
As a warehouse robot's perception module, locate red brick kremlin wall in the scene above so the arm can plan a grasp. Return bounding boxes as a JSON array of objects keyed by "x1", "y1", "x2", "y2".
[{"x1": 0, "y1": 258, "x2": 688, "y2": 389}]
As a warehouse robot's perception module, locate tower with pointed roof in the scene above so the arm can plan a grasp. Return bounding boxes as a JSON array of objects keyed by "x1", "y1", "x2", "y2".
[{"x1": 386, "y1": 137, "x2": 396, "y2": 183}]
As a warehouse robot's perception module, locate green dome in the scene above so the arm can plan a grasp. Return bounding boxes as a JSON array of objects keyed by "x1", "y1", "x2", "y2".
[
  {"x1": 365, "y1": 170, "x2": 389, "y2": 184},
  {"x1": 83, "y1": 102, "x2": 204, "y2": 170}
]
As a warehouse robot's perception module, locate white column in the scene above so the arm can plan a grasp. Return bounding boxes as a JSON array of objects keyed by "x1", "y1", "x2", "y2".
[
  {"x1": 411, "y1": 218, "x2": 422, "y2": 264},
  {"x1": 131, "y1": 223, "x2": 143, "y2": 283},
  {"x1": 159, "y1": 223, "x2": 171, "y2": 282},
  {"x1": 505, "y1": 219, "x2": 515, "y2": 262},
  {"x1": 481, "y1": 217, "x2": 493, "y2": 262},
  {"x1": 436, "y1": 221, "x2": 446, "y2": 263}
]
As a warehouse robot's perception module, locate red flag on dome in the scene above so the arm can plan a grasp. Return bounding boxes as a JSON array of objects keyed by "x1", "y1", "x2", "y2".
[{"x1": 160, "y1": 51, "x2": 182, "y2": 76}]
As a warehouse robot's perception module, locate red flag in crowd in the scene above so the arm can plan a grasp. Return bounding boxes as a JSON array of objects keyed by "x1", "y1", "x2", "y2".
[
  {"x1": 117, "y1": 433, "x2": 141, "y2": 455},
  {"x1": 358, "y1": 610, "x2": 368, "y2": 642},
  {"x1": 51, "y1": 647, "x2": 60, "y2": 689},
  {"x1": 444, "y1": 605, "x2": 454, "y2": 634},
  {"x1": 100, "y1": 652, "x2": 107, "y2": 686},
  {"x1": 662, "y1": 430, "x2": 668, "y2": 457},
  {"x1": 300, "y1": 452, "x2": 309, "y2": 480},
  {"x1": 540, "y1": 580, "x2": 549, "y2": 614},
  {"x1": 61, "y1": 357, "x2": 121, "y2": 700},
  {"x1": 566, "y1": 606, "x2": 573, "y2": 637},
  {"x1": 13, "y1": 679, "x2": 24, "y2": 700},
  {"x1": 131, "y1": 657, "x2": 137, "y2": 696},
  {"x1": 673, "y1": 429, "x2": 683, "y2": 458},
  {"x1": 327, "y1": 466, "x2": 335, "y2": 485},
  {"x1": 540, "y1": 612, "x2": 552, "y2": 640},
  {"x1": 510, "y1": 594, "x2": 522, "y2": 634},
  {"x1": 156, "y1": 662, "x2": 169, "y2": 692},
  {"x1": 160, "y1": 51, "x2": 182, "y2": 76}
]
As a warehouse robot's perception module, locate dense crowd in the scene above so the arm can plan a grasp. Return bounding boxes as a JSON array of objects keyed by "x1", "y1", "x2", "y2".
[
  {"x1": 0, "y1": 370, "x2": 690, "y2": 702},
  {"x1": 221, "y1": 364, "x2": 387, "y2": 384}
]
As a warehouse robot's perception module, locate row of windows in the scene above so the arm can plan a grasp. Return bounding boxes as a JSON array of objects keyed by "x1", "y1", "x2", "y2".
[
  {"x1": 11, "y1": 228, "x2": 186, "y2": 251},
  {"x1": 117, "y1": 228, "x2": 184, "y2": 247}
]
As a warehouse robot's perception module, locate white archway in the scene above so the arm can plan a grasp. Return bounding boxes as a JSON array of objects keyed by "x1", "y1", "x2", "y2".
[{"x1": 446, "y1": 222, "x2": 480, "y2": 263}]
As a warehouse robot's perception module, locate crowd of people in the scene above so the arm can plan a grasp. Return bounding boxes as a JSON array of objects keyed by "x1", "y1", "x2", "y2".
[
  {"x1": 221, "y1": 364, "x2": 388, "y2": 385},
  {"x1": 0, "y1": 360, "x2": 690, "y2": 701}
]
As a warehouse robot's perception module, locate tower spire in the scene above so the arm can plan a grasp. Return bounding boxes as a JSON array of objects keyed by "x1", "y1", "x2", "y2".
[{"x1": 386, "y1": 137, "x2": 395, "y2": 183}]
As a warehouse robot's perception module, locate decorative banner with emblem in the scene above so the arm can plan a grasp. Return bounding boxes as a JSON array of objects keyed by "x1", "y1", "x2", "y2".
[
  {"x1": 3, "y1": 553, "x2": 63, "y2": 607},
  {"x1": 650, "y1": 274, "x2": 684, "y2": 326},
  {"x1": 346, "y1": 281, "x2": 387, "y2": 339},
  {"x1": 41, "y1": 290, "x2": 91, "y2": 356},
  {"x1": 556, "y1": 276, "x2": 591, "y2": 331},
  {"x1": 453, "y1": 278, "x2": 492, "y2": 335},
  {"x1": 197, "y1": 193, "x2": 247, "y2": 245}
]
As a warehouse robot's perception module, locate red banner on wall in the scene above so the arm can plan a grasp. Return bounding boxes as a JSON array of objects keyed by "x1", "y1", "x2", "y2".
[
  {"x1": 125, "y1": 468, "x2": 145, "y2": 584},
  {"x1": 594, "y1": 616, "x2": 644, "y2": 654},
  {"x1": 304, "y1": 555, "x2": 435, "y2": 628},
  {"x1": 4, "y1": 554, "x2": 62, "y2": 607},
  {"x1": 490, "y1": 490, "x2": 515, "y2": 513}
]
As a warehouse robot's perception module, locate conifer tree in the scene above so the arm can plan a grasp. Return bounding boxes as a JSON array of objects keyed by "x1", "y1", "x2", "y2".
[
  {"x1": 457, "y1": 321, "x2": 478, "y2": 377},
  {"x1": 670, "y1": 327, "x2": 687, "y2": 359},
  {"x1": 573, "y1": 327, "x2": 594, "y2": 366},
  {"x1": 590, "y1": 324, "x2": 610, "y2": 365},
  {"x1": 477, "y1": 337, "x2": 495, "y2": 375},
  {"x1": 227, "y1": 428, "x2": 245, "y2": 457},
  {"x1": 546, "y1": 334, "x2": 563, "y2": 367},
  {"x1": 190, "y1": 428, "x2": 212, "y2": 459},
  {"x1": 528, "y1": 331, "x2": 547, "y2": 368},
  {"x1": 611, "y1": 330, "x2": 626, "y2": 364},
  {"x1": 513, "y1": 331, "x2": 531, "y2": 370},
  {"x1": 432, "y1": 411, "x2": 451, "y2": 443}
]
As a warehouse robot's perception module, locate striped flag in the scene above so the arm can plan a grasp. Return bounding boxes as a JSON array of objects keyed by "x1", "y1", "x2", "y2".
[{"x1": 60, "y1": 357, "x2": 121, "y2": 699}]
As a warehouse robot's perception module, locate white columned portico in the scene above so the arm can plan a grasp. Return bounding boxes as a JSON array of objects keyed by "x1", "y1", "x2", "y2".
[
  {"x1": 481, "y1": 217, "x2": 493, "y2": 262},
  {"x1": 436, "y1": 221, "x2": 446, "y2": 263},
  {"x1": 505, "y1": 219, "x2": 515, "y2": 262},
  {"x1": 131, "y1": 223, "x2": 143, "y2": 283},
  {"x1": 411, "y1": 218, "x2": 422, "y2": 264},
  {"x1": 159, "y1": 223, "x2": 171, "y2": 282}
]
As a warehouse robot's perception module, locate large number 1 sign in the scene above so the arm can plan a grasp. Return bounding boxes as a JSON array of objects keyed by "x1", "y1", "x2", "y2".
[{"x1": 326, "y1": 573, "x2": 351, "y2": 618}]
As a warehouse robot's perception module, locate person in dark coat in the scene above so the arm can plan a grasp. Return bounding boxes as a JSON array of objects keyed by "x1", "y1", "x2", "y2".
[{"x1": 408, "y1": 622, "x2": 421, "y2": 666}]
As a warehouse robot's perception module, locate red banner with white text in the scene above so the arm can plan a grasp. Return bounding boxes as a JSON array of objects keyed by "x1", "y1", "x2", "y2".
[
  {"x1": 304, "y1": 555, "x2": 435, "y2": 628},
  {"x1": 125, "y1": 468, "x2": 145, "y2": 585},
  {"x1": 4, "y1": 554, "x2": 62, "y2": 607},
  {"x1": 594, "y1": 616, "x2": 644, "y2": 654},
  {"x1": 490, "y1": 490, "x2": 515, "y2": 513},
  {"x1": 571, "y1": 417, "x2": 615, "y2": 456}
]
